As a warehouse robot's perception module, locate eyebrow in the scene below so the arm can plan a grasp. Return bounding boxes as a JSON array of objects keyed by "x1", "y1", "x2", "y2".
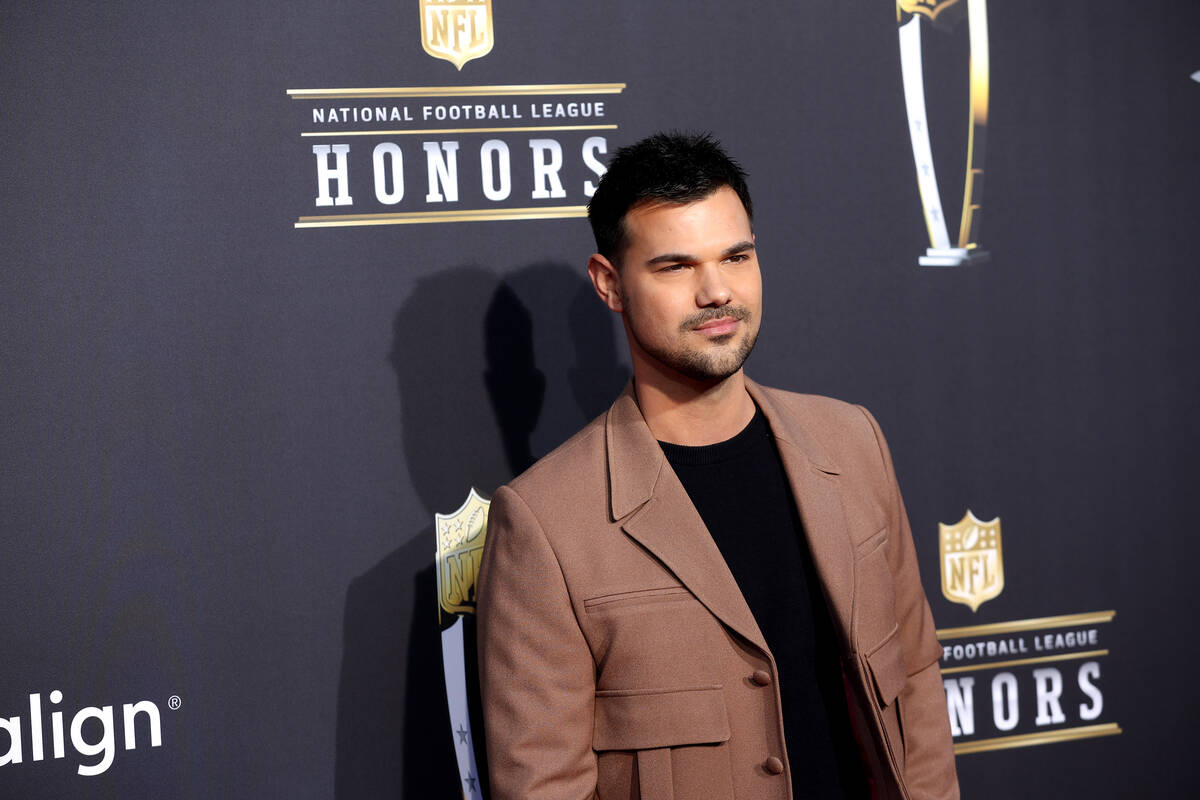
[{"x1": 645, "y1": 240, "x2": 756, "y2": 266}]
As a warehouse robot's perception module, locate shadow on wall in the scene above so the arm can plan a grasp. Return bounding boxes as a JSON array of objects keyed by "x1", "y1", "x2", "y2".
[{"x1": 333, "y1": 262, "x2": 628, "y2": 798}]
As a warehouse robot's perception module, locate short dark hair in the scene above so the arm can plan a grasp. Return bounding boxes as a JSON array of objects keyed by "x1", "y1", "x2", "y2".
[{"x1": 586, "y1": 131, "x2": 753, "y2": 261}]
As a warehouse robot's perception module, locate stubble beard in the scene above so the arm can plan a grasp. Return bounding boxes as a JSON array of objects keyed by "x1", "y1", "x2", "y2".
[{"x1": 627, "y1": 303, "x2": 760, "y2": 383}]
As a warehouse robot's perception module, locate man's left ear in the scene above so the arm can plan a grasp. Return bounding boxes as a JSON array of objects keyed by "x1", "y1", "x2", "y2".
[{"x1": 587, "y1": 254, "x2": 624, "y2": 313}]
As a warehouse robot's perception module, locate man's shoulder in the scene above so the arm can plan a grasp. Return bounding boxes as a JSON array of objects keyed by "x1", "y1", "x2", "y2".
[
  {"x1": 754, "y1": 383, "x2": 877, "y2": 436},
  {"x1": 505, "y1": 412, "x2": 609, "y2": 499},
  {"x1": 750, "y1": 381, "x2": 890, "y2": 474},
  {"x1": 757, "y1": 383, "x2": 860, "y2": 417}
]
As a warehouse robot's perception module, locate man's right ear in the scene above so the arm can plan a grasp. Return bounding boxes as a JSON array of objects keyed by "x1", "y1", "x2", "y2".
[{"x1": 587, "y1": 254, "x2": 624, "y2": 313}]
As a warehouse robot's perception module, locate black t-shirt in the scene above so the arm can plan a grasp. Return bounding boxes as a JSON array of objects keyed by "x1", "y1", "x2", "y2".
[{"x1": 659, "y1": 406, "x2": 865, "y2": 799}]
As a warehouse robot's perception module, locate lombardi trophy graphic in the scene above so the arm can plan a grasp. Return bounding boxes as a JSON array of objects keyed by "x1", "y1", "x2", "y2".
[{"x1": 897, "y1": 0, "x2": 990, "y2": 266}]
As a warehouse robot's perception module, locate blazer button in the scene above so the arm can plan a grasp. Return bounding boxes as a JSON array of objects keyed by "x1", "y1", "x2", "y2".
[
  {"x1": 764, "y1": 756, "x2": 785, "y2": 775},
  {"x1": 751, "y1": 670, "x2": 772, "y2": 686}
]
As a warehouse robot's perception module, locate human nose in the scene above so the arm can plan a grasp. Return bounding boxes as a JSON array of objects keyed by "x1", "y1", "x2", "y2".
[{"x1": 695, "y1": 264, "x2": 732, "y2": 307}]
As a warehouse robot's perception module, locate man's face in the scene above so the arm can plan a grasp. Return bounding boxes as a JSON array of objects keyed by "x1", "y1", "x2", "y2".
[{"x1": 609, "y1": 186, "x2": 761, "y2": 384}]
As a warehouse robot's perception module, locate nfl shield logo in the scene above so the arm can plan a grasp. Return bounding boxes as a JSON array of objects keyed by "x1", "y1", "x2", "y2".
[
  {"x1": 420, "y1": 0, "x2": 494, "y2": 70},
  {"x1": 436, "y1": 488, "x2": 490, "y2": 620},
  {"x1": 939, "y1": 510, "x2": 1004, "y2": 612}
]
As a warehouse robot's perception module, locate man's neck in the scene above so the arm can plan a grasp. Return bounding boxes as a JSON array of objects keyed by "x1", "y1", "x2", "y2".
[{"x1": 633, "y1": 369, "x2": 757, "y2": 446}]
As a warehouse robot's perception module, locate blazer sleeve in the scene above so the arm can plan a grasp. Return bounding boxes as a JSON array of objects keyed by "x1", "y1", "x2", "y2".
[
  {"x1": 860, "y1": 407, "x2": 960, "y2": 800},
  {"x1": 476, "y1": 484, "x2": 599, "y2": 800}
]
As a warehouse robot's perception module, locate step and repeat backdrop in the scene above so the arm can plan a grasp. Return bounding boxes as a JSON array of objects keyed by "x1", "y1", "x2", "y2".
[{"x1": 2, "y1": 1, "x2": 1197, "y2": 797}]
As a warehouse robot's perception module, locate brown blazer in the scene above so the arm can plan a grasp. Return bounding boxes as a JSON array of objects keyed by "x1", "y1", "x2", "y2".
[{"x1": 477, "y1": 379, "x2": 959, "y2": 800}]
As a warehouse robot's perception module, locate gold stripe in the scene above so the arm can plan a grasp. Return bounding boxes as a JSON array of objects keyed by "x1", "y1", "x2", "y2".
[
  {"x1": 301, "y1": 124, "x2": 618, "y2": 138},
  {"x1": 954, "y1": 723, "x2": 1122, "y2": 755},
  {"x1": 937, "y1": 610, "x2": 1115, "y2": 640},
  {"x1": 288, "y1": 83, "x2": 626, "y2": 100},
  {"x1": 295, "y1": 205, "x2": 589, "y2": 228},
  {"x1": 956, "y1": 0, "x2": 989, "y2": 247},
  {"x1": 940, "y1": 649, "x2": 1108, "y2": 675}
]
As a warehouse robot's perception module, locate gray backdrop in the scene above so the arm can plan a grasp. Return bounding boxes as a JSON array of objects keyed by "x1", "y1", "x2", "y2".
[{"x1": 2, "y1": 1, "x2": 1197, "y2": 797}]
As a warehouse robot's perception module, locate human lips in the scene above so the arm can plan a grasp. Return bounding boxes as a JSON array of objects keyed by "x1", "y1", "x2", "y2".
[
  {"x1": 685, "y1": 306, "x2": 751, "y2": 337},
  {"x1": 692, "y1": 316, "x2": 741, "y2": 336}
]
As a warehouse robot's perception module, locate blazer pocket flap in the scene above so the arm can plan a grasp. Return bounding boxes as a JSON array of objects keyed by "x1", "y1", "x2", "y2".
[
  {"x1": 593, "y1": 685, "x2": 730, "y2": 751},
  {"x1": 583, "y1": 585, "x2": 691, "y2": 612},
  {"x1": 865, "y1": 628, "x2": 907, "y2": 708}
]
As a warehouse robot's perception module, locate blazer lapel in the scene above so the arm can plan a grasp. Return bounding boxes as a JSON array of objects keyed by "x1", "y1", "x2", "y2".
[
  {"x1": 748, "y1": 380, "x2": 856, "y2": 642},
  {"x1": 606, "y1": 383, "x2": 768, "y2": 654}
]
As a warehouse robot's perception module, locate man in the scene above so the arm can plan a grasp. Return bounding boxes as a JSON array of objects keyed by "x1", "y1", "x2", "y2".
[{"x1": 476, "y1": 132, "x2": 958, "y2": 799}]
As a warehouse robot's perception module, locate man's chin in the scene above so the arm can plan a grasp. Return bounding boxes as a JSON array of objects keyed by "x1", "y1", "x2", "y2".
[
  {"x1": 630, "y1": 325, "x2": 757, "y2": 384},
  {"x1": 673, "y1": 348, "x2": 753, "y2": 383}
]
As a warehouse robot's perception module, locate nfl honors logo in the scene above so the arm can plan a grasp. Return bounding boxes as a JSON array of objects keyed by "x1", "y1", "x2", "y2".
[
  {"x1": 939, "y1": 510, "x2": 1003, "y2": 612},
  {"x1": 420, "y1": 0, "x2": 494, "y2": 70}
]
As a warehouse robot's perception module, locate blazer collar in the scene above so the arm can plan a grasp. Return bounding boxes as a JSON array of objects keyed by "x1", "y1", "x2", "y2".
[
  {"x1": 603, "y1": 376, "x2": 854, "y2": 651},
  {"x1": 605, "y1": 379, "x2": 664, "y2": 522},
  {"x1": 605, "y1": 379, "x2": 764, "y2": 650},
  {"x1": 605, "y1": 376, "x2": 840, "y2": 520},
  {"x1": 748, "y1": 378, "x2": 854, "y2": 639},
  {"x1": 744, "y1": 377, "x2": 840, "y2": 476}
]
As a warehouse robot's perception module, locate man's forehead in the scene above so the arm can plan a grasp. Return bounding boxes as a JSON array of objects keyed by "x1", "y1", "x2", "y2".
[{"x1": 623, "y1": 188, "x2": 752, "y2": 249}]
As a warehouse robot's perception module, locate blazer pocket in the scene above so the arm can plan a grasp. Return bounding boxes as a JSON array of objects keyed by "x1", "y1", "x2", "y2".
[
  {"x1": 593, "y1": 686, "x2": 734, "y2": 800},
  {"x1": 864, "y1": 628, "x2": 908, "y2": 772},
  {"x1": 854, "y1": 528, "x2": 900, "y2": 651},
  {"x1": 865, "y1": 627, "x2": 907, "y2": 709},
  {"x1": 592, "y1": 685, "x2": 730, "y2": 750},
  {"x1": 584, "y1": 585, "x2": 692, "y2": 613}
]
